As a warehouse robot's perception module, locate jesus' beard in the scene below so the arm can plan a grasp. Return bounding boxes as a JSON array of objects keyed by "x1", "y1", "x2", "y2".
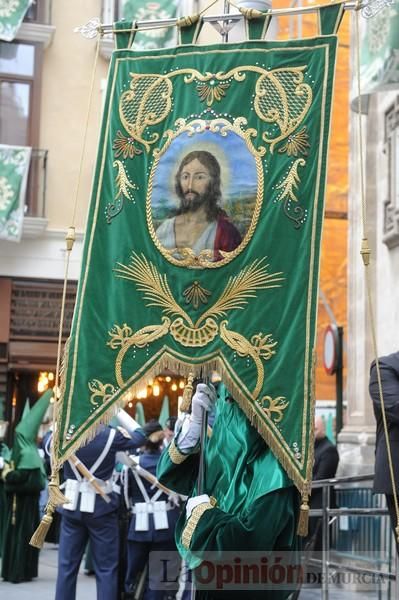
[{"x1": 178, "y1": 186, "x2": 215, "y2": 217}]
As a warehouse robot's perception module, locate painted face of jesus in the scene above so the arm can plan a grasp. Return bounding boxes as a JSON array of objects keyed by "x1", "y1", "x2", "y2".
[{"x1": 178, "y1": 158, "x2": 212, "y2": 212}]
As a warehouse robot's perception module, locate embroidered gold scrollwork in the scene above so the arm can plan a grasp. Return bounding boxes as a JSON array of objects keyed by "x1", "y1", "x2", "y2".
[
  {"x1": 108, "y1": 318, "x2": 171, "y2": 388},
  {"x1": 88, "y1": 380, "x2": 117, "y2": 407},
  {"x1": 220, "y1": 321, "x2": 275, "y2": 400},
  {"x1": 256, "y1": 395, "x2": 289, "y2": 423},
  {"x1": 119, "y1": 75, "x2": 173, "y2": 152},
  {"x1": 254, "y1": 67, "x2": 312, "y2": 153},
  {"x1": 113, "y1": 254, "x2": 284, "y2": 398}
]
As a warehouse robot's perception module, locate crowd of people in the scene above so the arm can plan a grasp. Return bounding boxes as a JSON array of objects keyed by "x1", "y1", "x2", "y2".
[{"x1": 4, "y1": 354, "x2": 399, "y2": 598}]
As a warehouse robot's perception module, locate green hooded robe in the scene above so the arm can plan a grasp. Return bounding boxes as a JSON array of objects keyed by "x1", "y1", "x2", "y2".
[
  {"x1": 157, "y1": 384, "x2": 301, "y2": 599},
  {"x1": 1, "y1": 389, "x2": 52, "y2": 583}
]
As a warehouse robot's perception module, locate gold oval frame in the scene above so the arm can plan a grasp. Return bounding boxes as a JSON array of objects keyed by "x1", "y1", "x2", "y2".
[{"x1": 146, "y1": 117, "x2": 264, "y2": 269}]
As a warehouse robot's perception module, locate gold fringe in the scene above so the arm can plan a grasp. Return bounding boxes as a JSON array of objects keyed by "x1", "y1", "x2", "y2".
[
  {"x1": 54, "y1": 352, "x2": 314, "y2": 502},
  {"x1": 30, "y1": 504, "x2": 54, "y2": 549}
]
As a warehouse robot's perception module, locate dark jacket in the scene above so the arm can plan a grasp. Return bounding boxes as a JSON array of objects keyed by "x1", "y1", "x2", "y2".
[
  {"x1": 310, "y1": 436, "x2": 339, "y2": 509},
  {"x1": 369, "y1": 352, "x2": 399, "y2": 494}
]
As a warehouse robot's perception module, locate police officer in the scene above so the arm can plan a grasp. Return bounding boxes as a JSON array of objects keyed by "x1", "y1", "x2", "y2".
[{"x1": 55, "y1": 413, "x2": 146, "y2": 600}]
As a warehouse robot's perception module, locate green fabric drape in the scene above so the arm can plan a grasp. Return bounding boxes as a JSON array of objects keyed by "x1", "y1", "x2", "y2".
[
  {"x1": 0, "y1": 144, "x2": 31, "y2": 242},
  {"x1": 56, "y1": 34, "x2": 338, "y2": 495},
  {"x1": 0, "y1": 0, "x2": 32, "y2": 42}
]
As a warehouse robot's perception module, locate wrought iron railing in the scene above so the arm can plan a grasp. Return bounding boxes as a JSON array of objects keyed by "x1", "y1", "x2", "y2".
[{"x1": 302, "y1": 473, "x2": 399, "y2": 600}]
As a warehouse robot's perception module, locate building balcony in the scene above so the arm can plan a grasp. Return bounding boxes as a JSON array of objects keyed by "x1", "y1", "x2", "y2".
[{"x1": 17, "y1": 0, "x2": 55, "y2": 48}]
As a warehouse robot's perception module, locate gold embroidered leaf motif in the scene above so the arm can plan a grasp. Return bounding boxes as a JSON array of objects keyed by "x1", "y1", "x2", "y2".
[
  {"x1": 88, "y1": 379, "x2": 116, "y2": 407},
  {"x1": 196, "y1": 258, "x2": 284, "y2": 328},
  {"x1": 113, "y1": 160, "x2": 137, "y2": 202},
  {"x1": 257, "y1": 395, "x2": 289, "y2": 423},
  {"x1": 113, "y1": 130, "x2": 143, "y2": 159},
  {"x1": 278, "y1": 126, "x2": 310, "y2": 157},
  {"x1": 183, "y1": 281, "x2": 211, "y2": 309},
  {"x1": 276, "y1": 158, "x2": 306, "y2": 203},
  {"x1": 114, "y1": 253, "x2": 193, "y2": 326},
  {"x1": 196, "y1": 80, "x2": 230, "y2": 107},
  {"x1": 119, "y1": 75, "x2": 172, "y2": 152}
]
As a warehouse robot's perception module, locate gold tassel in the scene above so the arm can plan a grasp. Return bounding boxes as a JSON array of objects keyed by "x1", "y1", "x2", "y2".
[
  {"x1": 30, "y1": 504, "x2": 54, "y2": 549},
  {"x1": 297, "y1": 494, "x2": 310, "y2": 537},
  {"x1": 48, "y1": 472, "x2": 68, "y2": 506},
  {"x1": 180, "y1": 372, "x2": 194, "y2": 412}
]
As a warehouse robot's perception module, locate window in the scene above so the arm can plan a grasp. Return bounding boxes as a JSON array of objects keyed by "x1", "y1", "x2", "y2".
[
  {"x1": 0, "y1": 40, "x2": 44, "y2": 216},
  {"x1": 0, "y1": 41, "x2": 41, "y2": 147},
  {"x1": 383, "y1": 97, "x2": 399, "y2": 249}
]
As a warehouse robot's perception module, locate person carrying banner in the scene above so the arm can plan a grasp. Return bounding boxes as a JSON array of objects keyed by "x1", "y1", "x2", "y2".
[
  {"x1": 1, "y1": 389, "x2": 52, "y2": 583},
  {"x1": 123, "y1": 420, "x2": 181, "y2": 599},
  {"x1": 157, "y1": 382, "x2": 300, "y2": 599},
  {"x1": 54, "y1": 414, "x2": 147, "y2": 600}
]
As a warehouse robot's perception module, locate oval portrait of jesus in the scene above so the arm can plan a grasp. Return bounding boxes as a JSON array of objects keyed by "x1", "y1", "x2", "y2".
[{"x1": 148, "y1": 123, "x2": 262, "y2": 268}]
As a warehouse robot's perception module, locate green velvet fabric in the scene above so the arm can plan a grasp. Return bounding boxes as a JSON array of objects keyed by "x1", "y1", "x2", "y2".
[
  {"x1": 56, "y1": 34, "x2": 338, "y2": 495},
  {"x1": 158, "y1": 389, "x2": 300, "y2": 599},
  {"x1": 1, "y1": 468, "x2": 45, "y2": 582}
]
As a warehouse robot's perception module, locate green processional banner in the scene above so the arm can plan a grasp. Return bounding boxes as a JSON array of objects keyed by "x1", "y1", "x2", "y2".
[
  {"x1": 0, "y1": 0, "x2": 32, "y2": 42},
  {"x1": 55, "y1": 33, "x2": 338, "y2": 494}
]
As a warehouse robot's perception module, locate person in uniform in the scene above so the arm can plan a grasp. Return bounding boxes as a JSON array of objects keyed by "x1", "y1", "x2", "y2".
[
  {"x1": 157, "y1": 382, "x2": 300, "y2": 599},
  {"x1": 124, "y1": 420, "x2": 181, "y2": 599},
  {"x1": 54, "y1": 413, "x2": 147, "y2": 600}
]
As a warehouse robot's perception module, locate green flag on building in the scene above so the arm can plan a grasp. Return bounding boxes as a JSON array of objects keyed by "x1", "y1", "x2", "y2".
[
  {"x1": 54, "y1": 20, "x2": 339, "y2": 497},
  {"x1": 0, "y1": 0, "x2": 33, "y2": 42}
]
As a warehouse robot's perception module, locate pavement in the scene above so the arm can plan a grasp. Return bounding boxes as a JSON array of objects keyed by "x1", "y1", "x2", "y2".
[
  {"x1": 0, "y1": 543, "x2": 95, "y2": 599},
  {"x1": 0, "y1": 545, "x2": 394, "y2": 599}
]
